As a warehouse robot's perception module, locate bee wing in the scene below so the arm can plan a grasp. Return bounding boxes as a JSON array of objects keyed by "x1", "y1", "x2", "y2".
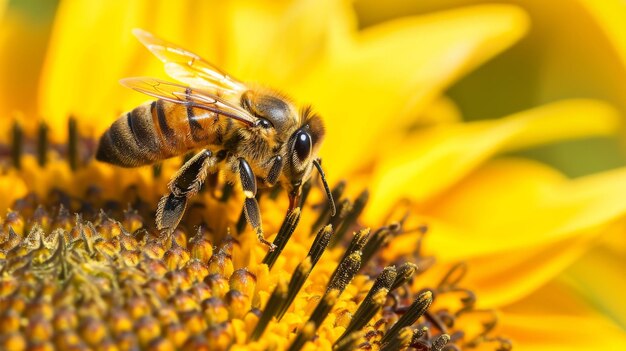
[
  {"x1": 133, "y1": 28, "x2": 245, "y2": 93},
  {"x1": 121, "y1": 77, "x2": 256, "y2": 126}
]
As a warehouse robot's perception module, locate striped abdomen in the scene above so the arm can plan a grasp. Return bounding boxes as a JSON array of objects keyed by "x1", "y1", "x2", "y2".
[{"x1": 96, "y1": 99, "x2": 231, "y2": 167}]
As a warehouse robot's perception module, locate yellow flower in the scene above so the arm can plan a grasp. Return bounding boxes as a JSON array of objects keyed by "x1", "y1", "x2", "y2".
[{"x1": 1, "y1": 0, "x2": 626, "y2": 350}]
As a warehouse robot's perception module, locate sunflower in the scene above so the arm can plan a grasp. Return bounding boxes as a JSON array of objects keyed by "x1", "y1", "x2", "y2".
[{"x1": 1, "y1": 1, "x2": 626, "y2": 350}]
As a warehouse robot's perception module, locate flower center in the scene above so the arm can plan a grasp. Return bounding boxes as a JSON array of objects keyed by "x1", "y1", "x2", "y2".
[{"x1": 0, "y1": 118, "x2": 511, "y2": 350}]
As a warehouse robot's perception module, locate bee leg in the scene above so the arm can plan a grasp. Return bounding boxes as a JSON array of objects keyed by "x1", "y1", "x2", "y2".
[
  {"x1": 156, "y1": 149, "x2": 214, "y2": 234},
  {"x1": 264, "y1": 155, "x2": 283, "y2": 187},
  {"x1": 239, "y1": 157, "x2": 276, "y2": 251}
]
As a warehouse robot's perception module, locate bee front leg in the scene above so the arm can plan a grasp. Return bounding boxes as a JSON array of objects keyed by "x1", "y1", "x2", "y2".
[
  {"x1": 156, "y1": 149, "x2": 214, "y2": 234},
  {"x1": 264, "y1": 155, "x2": 283, "y2": 187},
  {"x1": 239, "y1": 157, "x2": 276, "y2": 251}
]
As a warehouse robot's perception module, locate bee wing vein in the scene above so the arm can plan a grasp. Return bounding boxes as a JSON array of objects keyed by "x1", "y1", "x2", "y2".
[
  {"x1": 133, "y1": 28, "x2": 245, "y2": 92},
  {"x1": 121, "y1": 77, "x2": 256, "y2": 126}
]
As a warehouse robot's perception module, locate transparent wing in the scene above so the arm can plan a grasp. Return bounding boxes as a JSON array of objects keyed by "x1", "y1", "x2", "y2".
[
  {"x1": 121, "y1": 77, "x2": 256, "y2": 126},
  {"x1": 133, "y1": 28, "x2": 246, "y2": 93}
]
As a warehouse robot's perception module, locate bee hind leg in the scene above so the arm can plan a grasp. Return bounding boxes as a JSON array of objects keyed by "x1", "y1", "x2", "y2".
[
  {"x1": 156, "y1": 149, "x2": 214, "y2": 235},
  {"x1": 238, "y1": 157, "x2": 276, "y2": 251}
]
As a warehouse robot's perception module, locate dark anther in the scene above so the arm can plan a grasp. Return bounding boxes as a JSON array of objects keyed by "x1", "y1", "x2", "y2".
[
  {"x1": 276, "y1": 256, "x2": 315, "y2": 321},
  {"x1": 381, "y1": 290, "x2": 433, "y2": 345},
  {"x1": 390, "y1": 262, "x2": 418, "y2": 292},
  {"x1": 333, "y1": 190, "x2": 369, "y2": 246},
  {"x1": 334, "y1": 331, "x2": 362, "y2": 351},
  {"x1": 336, "y1": 266, "x2": 396, "y2": 345},
  {"x1": 438, "y1": 262, "x2": 468, "y2": 292},
  {"x1": 287, "y1": 250, "x2": 360, "y2": 348},
  {"x1": 68, "y1": 117, "x2": 79, "y2": 170},
  {"x1": 37, "y1": 122, "x2": 48, "y2": 167},
  {"x1": 11, "y1": 121, "x2": 22, "y2": 169},
  {"x1": 328, "y1": 228, "x2": 369, "y2": 284},
  {"x1": 328, "y1": 199, "x2": 351, "y2": 244},
  {"x1": 250, "y1": 279, "x2": 287, "y2": 341},
  {"x1": 380, "y1": 326, "x2": 413, "y2": 351},
  {"x1": 360, "y1": 225, "x2": 394, "y2": 267},
  {"x1": 262, "y1": 207, "x2": 301, "y2": 269}
]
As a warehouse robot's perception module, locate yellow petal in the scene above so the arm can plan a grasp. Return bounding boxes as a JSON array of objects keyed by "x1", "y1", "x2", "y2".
[
  {"x1": 560, "y1": 245, "x2": 626, "y2": 329},
  {"x1": 501, "y1": 312, "x2": 626, "y2": 350},
  {"x1": 0, "y1": 2, "x2": 55, "y2": 136},
  {"x1": 459, "y1": 231, "x2": 598, "y2": 308},
  {"x1": 458, "y1": 162, "x2": 626, "y2": 307},
  {"x1": 499, "y1": 279, "x2": 626, "y2": 350},
  {"x1": 234, "y1": 0, "x2": 355, "y2": 87},
  {"x1": 293, "y1": 4, "x2": 530, "y2": 177},
  {"x1": 366, "y1": 99, "x2": 619, "y2": 219},
  {"x1": 384, "y1": 158, "x2": 626, "y2": 306},
  {"x1": 578, "y1": 0, "x2": 626, "y2": 65},
  {"x1": 0, "y1": 0, "x2": 7, "y2": 19},
  {"x1": 412, "y1": 95, "x2": 463, "y2": 127}
]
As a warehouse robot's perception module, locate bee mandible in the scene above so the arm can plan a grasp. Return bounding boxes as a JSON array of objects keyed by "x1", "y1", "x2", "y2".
[{"x1": 96, "y1": 29, "x2": 335, "y2": 249}]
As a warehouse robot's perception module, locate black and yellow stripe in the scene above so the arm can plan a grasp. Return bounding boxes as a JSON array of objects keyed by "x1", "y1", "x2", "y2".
[{"x1": 96, "y1": 99, "x2": 231, "y2": 168}]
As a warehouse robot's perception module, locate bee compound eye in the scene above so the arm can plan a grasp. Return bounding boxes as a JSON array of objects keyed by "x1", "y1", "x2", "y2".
[
  {"x1": 256, "y1": 118, "x2": 273, "y2": 129},
  {"x1": 293, "y1": 131, "x2": 312, "y2": 162}
]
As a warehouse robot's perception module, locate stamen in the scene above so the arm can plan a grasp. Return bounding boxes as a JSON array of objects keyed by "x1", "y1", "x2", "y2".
[
  {"x1": 287, "y1": 321, "x2": 316, "y2": 351},
  {"x1": 432, "y1": 333, "x2": 451, "y2": 351},
  {"x1": 328, "y1": 228, "x2": 369, "y2": 284},
  {"x1": 11, "y1": 122, "x2": 22, "y2": 169},
  {"x1": 307, "y1": 224, "x2": 333, "y2": 266},
  {"x1": 309, "y1": 288, "x2": 341, "y2": 330},
  {"x1": 68, "y1": 117, "x2": 78, "y2": 171},
  {"x1": 290, "y1": 251, "x2": 361, "y2": 349},
  {"x1": 380, "y1": 326, "x2": 413, "y2": 351},
  {"x1": 37, "y1": 123, "x2": 48, "y2": 167},
  {"x1": 360, "y1": 224, "x2": 397, "y2": 267},
  {"x1": 336, "y1": 266, "x2": 396, "y2": 344},
  {"x1": 381, "y1": 290, "x2": 433, "y2": 345},
  {"x1": 411, "y1": 326, "x2": 429, "y2": 344},
  {"x1": 389, "y1": 262, "x2": 418, "y2": 292},
  {"x1": 328, "y1": 199, "x2": 351, "y2": 239},
  {"x1": 438, "y1": 262, "x2": 467, "y2": 292},
  {"x1": 249, "y1": 278, "x2": 287, "y2": 341},
  {"x1": 333, "y1": 190, "x2": 369, "y2": 246},
  {"x1": 333, "y1": 331, "x2": 362, "y2": 351},
  {"x1": 262, "y1": 207, "x2": 301, "y2": 269},
  {"x1": 276, "y1": 225, "x2": 332, "y2": 320}
]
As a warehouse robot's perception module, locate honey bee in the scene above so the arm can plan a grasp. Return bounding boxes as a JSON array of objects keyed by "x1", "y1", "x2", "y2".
[{"x1": 96, "y1": 29, "x2": 335, "y2": 249}]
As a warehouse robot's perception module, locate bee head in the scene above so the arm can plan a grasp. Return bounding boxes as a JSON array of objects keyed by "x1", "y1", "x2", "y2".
[
  {"x1": 286, "y1": 108, "x2": 324, "y2": 182},
  {"x1": 285, "y1": 108, "x2": 334, "y2": 215}
]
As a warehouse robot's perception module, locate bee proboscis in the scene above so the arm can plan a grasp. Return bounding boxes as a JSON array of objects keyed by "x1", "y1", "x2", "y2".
[{"x1": 96, "y1": 29, "x2": 335, "y2": 249}]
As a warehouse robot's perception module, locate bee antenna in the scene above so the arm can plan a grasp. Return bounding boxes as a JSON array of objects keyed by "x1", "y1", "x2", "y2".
[{"x1": 313, "y1": 158, "x2": 336, "y2": 217}]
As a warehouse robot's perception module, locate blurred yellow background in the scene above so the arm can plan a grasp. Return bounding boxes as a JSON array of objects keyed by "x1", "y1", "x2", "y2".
[{"x1": 1, "y1": 1, "x2": 625, "y2": 350}]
